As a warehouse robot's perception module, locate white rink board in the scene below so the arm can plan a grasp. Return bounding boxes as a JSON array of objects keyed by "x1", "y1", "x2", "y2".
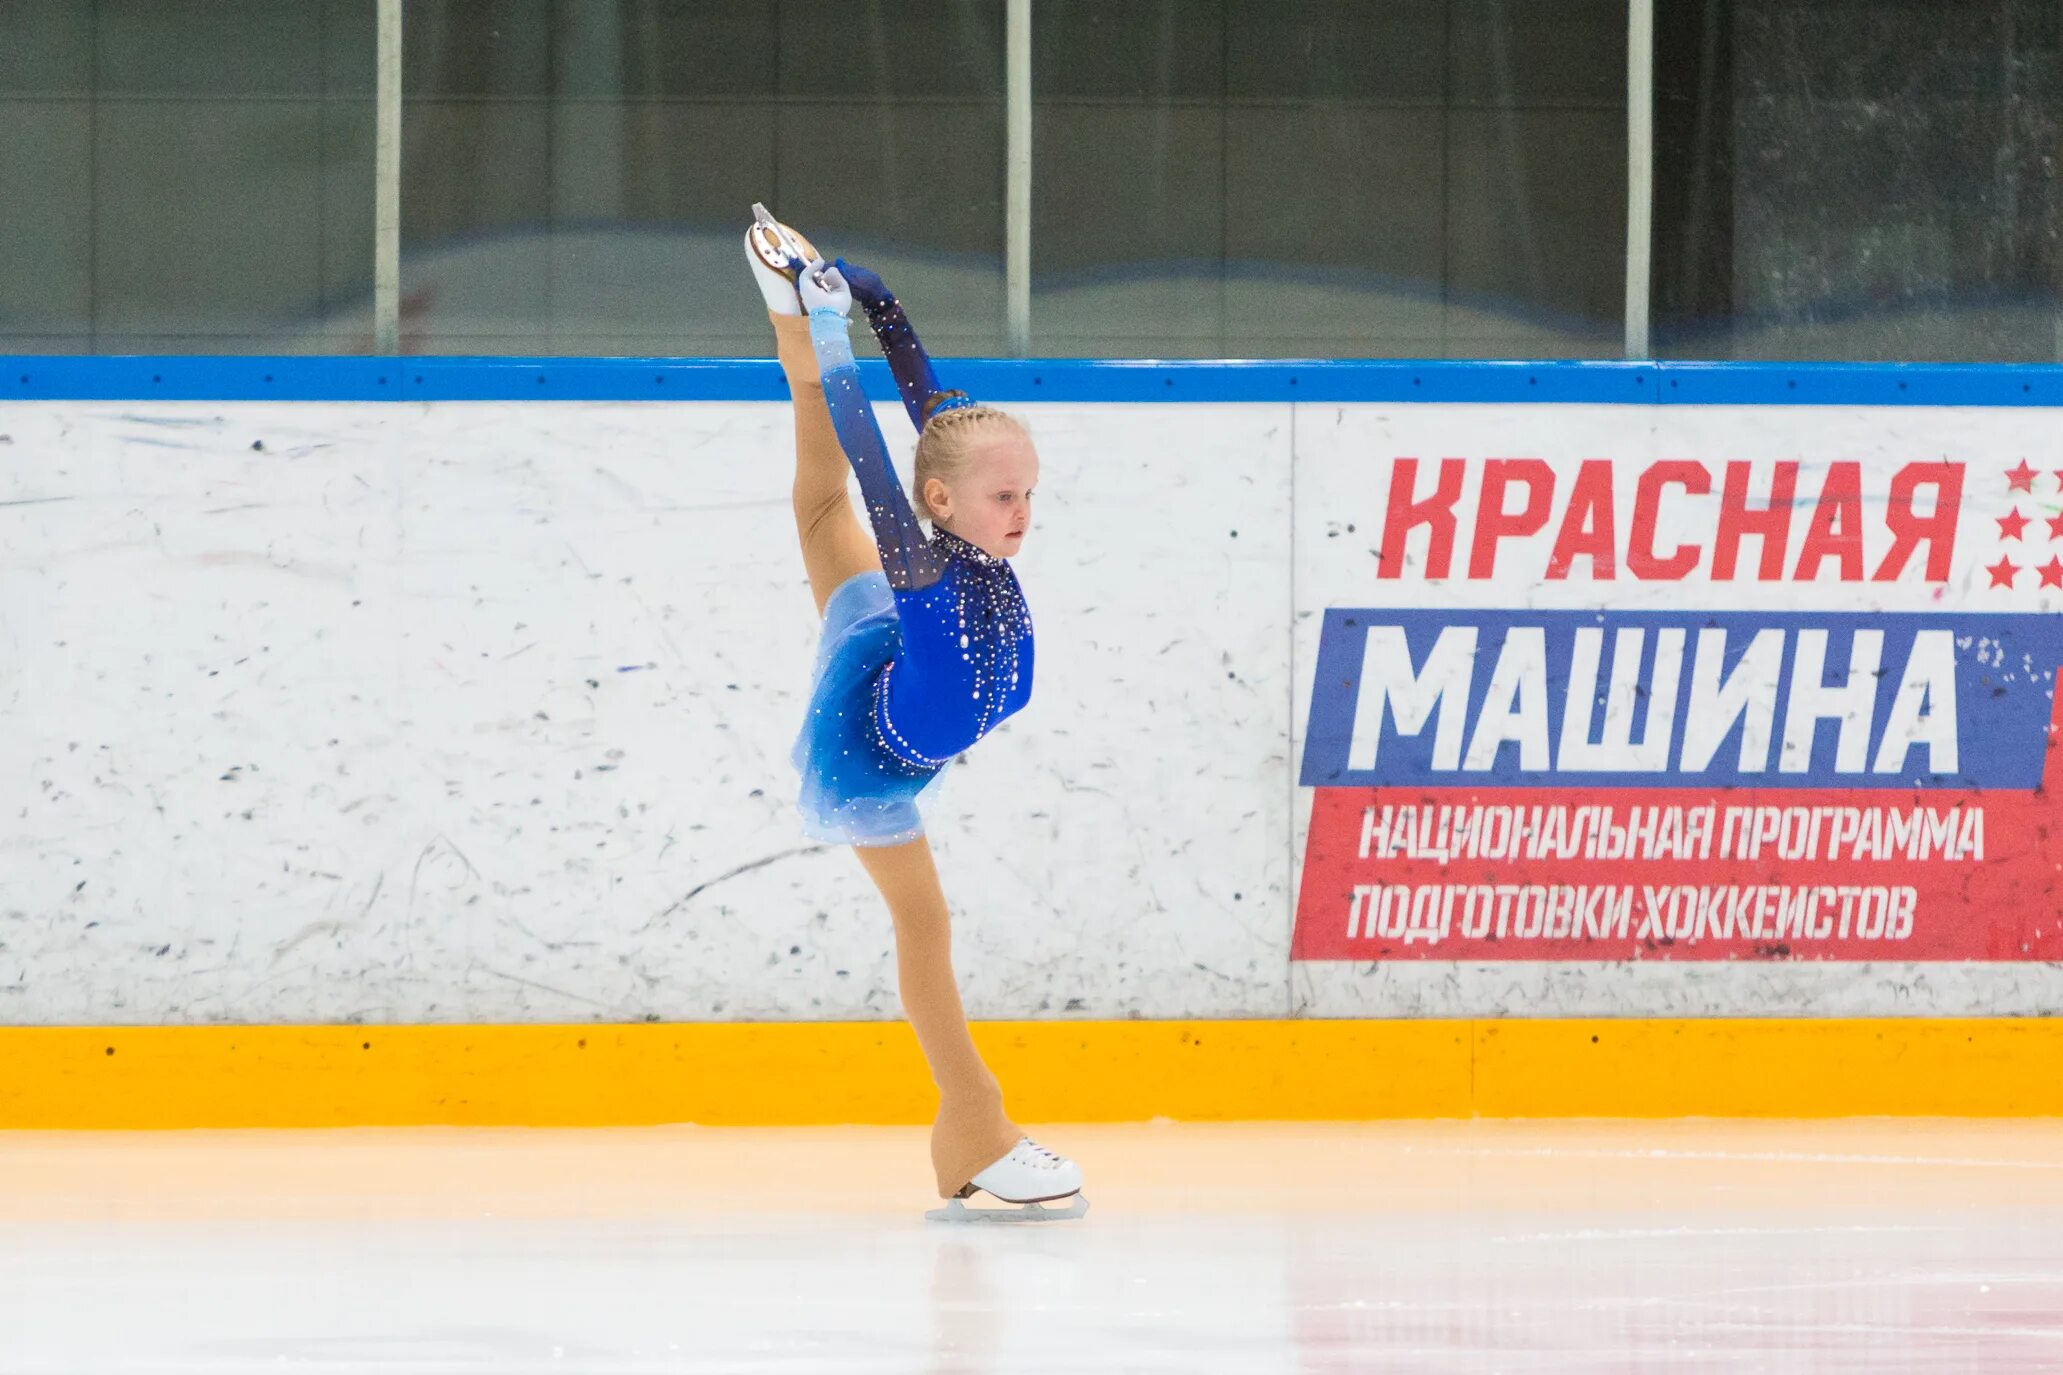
[
  {"x1": 0, "y1": 400, "x2": 1291, "y2": 1024},
  {"x1": 3, "y1": 396, "x2": 2058, "y2": 1025}
]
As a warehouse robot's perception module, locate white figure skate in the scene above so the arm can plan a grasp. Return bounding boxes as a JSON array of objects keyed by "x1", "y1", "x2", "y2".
[
  {"x1": 744, "y1": 202, "x2": 822, "y2": 315},
  {"x1": 926, "y1": 1137, "x2": 1088, "y2": 1223}
]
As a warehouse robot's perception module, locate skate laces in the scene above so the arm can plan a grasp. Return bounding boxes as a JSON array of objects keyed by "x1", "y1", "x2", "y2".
[{"x1": 1020, "y1": 1138, "x2": 1062, "y2": 1167}]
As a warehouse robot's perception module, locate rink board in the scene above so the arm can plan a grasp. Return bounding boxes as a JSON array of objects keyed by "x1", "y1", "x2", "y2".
[{"x1": 3, "y1": 361, "x2": 2061, "y2": 1091}]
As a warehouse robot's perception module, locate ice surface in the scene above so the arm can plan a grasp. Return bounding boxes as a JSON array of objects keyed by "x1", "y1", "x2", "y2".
[{"x1": 2, "y1": 1120, "x2": 2059, "y2": 1373}]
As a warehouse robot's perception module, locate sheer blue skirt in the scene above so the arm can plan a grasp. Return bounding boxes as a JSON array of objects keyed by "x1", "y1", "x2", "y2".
[{"x1": 792, "y1": 571, "x2": 948, "y2": 847}]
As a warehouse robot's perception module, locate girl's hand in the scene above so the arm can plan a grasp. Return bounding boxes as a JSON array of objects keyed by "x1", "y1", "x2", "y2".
[{"x1": 798, "y1": 258, "x2": 853, "y2": 316}]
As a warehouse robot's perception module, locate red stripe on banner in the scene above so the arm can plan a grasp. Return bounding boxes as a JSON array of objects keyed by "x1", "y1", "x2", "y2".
[{"x1": 1292, "y1": 681, "x2": 2063, "y2": 962}]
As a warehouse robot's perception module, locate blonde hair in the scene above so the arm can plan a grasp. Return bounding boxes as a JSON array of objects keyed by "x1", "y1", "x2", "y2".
[{"x1": 911, "y1": 403, "x2": 1030, "y2": 524}]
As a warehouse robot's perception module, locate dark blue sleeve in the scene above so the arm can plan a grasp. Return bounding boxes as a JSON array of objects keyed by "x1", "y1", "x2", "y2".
[
  {"x1": 807, "y1": 307, "x2": 947, "y2": 592},
  {"x1": 835, "y1": 258, "x2": 968, "y2": 434}
]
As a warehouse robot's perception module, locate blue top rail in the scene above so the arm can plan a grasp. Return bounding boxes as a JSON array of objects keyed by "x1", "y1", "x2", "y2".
[{"x1": 6, "y1": 356, "x2": 2063, "y2": 406}]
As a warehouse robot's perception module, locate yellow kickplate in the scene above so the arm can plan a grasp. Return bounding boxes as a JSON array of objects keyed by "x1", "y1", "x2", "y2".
[{"x1": 0, "y1": 1018, "x2": 2054, "y2": 1128}]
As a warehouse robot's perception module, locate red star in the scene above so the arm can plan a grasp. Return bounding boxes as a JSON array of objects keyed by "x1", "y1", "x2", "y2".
[
  {"x1": 1998, "y1": 508, "x2": 2031, "y2": 540},
  {"x1": 2007, "y1": 460, "x2": 2038, "y2": 492},
  {"x1": 2041, "y1": 557, "x2": 2063, "y2": 590},
  {"x1": 1987, "y1": 556, "x2": 2020, "y2": 588},
  {"x1": 2050, "y1": 512, "x2": 2063, "y2": 541}
]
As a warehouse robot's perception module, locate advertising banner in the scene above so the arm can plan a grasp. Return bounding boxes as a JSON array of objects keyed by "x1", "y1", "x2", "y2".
[{"x1": 1293, "y1": 407, "x2": 2063, "y2": 964}]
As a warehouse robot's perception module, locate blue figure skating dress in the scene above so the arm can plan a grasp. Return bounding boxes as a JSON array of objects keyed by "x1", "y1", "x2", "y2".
[{"x1": 790, "y1": 266, "x2": 1035, "y2": 846}]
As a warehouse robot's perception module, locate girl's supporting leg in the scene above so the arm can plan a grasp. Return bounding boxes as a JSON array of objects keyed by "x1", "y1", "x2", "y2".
[
  {"x1": 853, "y1": 836, "x2": 1023, "y2": 1197},
  {"x1": 773, "y1": 310, "x2": 881, "y2": 616}
]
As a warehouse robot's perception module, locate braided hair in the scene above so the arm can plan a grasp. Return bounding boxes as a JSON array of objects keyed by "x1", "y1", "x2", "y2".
[{"x1": 911, "y1": 402, "x2": 1030, "y2": 525}]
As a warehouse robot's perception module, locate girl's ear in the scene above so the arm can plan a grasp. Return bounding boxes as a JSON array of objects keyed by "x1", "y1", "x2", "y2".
[{"x1": 923, "y1": 476, "x2": 951, "y2": 521}]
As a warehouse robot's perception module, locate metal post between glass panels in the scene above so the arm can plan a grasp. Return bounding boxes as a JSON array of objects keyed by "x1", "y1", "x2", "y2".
[
  {"x1": 1005, "y1": 0, "x2": 1032, "y2": 358},
  {"x1": 374, "y1": 0, "x2": 402, "y2": 355},
  {"x1": 1625, "y1": 0, "x2": 1654, "y2": 360}
]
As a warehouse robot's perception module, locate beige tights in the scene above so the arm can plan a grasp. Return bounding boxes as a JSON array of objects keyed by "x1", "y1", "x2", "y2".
[
  {"x1": 854, "y1": 839, "x2": 1024, "y2": 1197},
  {"x1": 773, "y1": 311, "x2": 1022, "y2": 1197}
]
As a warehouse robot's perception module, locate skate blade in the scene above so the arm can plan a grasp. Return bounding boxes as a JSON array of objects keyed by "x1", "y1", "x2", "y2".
[{"x1": 924, "y1": 1194, "x2": 1089, "y2": 1224}]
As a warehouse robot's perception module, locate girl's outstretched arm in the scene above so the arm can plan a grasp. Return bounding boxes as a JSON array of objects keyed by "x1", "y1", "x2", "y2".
[
  {"x1": 802, "y1": 263, "x2": 947, "y2": 592},
  {"x1": 835, "y1": 258, "x2": 970, "y2": 433}
]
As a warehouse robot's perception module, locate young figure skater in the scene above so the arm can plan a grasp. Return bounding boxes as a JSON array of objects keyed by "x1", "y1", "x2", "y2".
[{"x1": 745, "y1": 207, "x2": 1085, "y2": 1217}]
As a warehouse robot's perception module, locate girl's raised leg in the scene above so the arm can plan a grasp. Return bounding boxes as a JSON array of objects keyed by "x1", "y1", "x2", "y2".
[{"x1": 772, "y1": 311, "x2": 880, "y2": 617}]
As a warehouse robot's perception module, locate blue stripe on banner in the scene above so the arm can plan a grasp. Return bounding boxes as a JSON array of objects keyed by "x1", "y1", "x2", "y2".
[
  {"x1": 1300, "y1": 609, "x2": 2063, "y2": 793},
  {"x1": 7, "y1": 356, "x2": 2063, "y2": 405}
]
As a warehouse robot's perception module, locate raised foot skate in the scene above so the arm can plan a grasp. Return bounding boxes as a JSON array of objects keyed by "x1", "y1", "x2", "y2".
[
  {"x1": 744, "y1": 202, "x2": 822, "y2": 314},
  {"x1": 925, "y1": 1137, "x2": 1087, "y2": 1223}
]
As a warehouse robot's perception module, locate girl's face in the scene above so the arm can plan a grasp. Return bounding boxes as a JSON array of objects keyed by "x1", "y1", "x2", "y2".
[{"x1": 930, "y1": 430, "x2": 1040, "y2": 558}]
